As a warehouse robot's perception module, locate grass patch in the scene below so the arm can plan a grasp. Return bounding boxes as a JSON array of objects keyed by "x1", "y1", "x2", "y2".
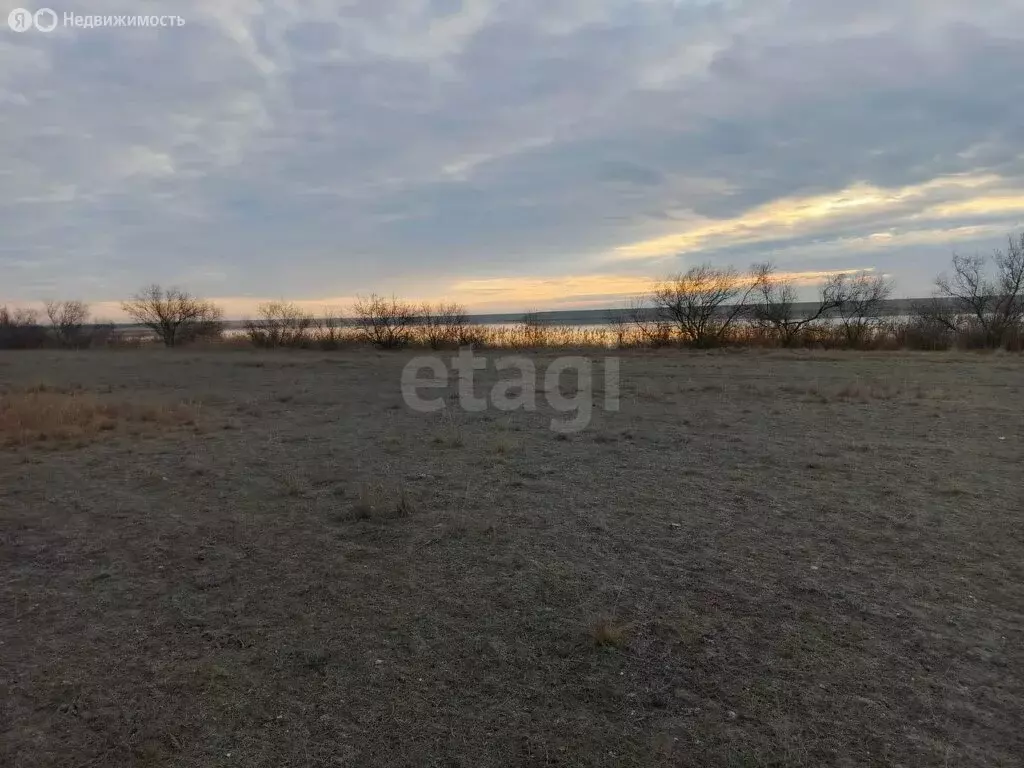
[{"x1": 0, "y1": 389, "x2": 201, "y2": 448}]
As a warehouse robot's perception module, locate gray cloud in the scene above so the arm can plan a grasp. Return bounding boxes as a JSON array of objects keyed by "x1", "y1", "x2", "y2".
[{"x1": 2, "y1": 0, "x2": 1024, "y2": 312}]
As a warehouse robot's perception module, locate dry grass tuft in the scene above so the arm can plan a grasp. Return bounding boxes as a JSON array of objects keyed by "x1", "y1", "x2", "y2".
[
  {"x1": 0, "y1": 389, "x2": 200, "y2": 448},
  {"x1": 491, "y1": 435, "x2": 517, "y2": 455},
  {"x1": 591, "y1": 616, "x2": 630, "y2": 649},
  {"x1": 432, "y1": 407, "x2": 465, "y2": 448},
  {"x1": 351, "y1": 482, "x2": 381, "y2": 519},
  {"x1": 278, "y1": 471, "x2": 310, "y2": 498},
  {"x1": 781, "y1": 379, "x2": 954, "y2": 403},
  {"x1": 395, "y1": 488, "x2": 416, "y2": 518},
  {"x1": 349, "y1": 480, "x2": 416, "y2": 521},
  {"x1": 833, "y1": 382, "x2": 901, "y2": 401}
]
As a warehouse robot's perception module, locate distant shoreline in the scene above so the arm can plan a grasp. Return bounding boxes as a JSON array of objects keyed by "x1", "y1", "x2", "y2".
[{"x1": 106, "y1": 297, "x2": 952, "y2": 332}]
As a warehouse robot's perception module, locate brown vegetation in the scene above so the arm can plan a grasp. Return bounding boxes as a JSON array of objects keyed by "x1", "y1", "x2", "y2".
[
  {"x1": 352, "y1": 293, "x2": 417, "y2": 349},
  {"x1": 0, "y1": 385, "x2": 200, "y2": 447},
  {"x1": 420, "y1": 301, "x2": 472, "y2": 349},
  {"x1": 244, "y1": 300, "x2": 314, "y2": 348}
]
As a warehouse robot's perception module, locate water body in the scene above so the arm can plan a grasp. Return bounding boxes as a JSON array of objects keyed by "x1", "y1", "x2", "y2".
[{"x1": 113, "y1": 298, "x2": 947, "y2": 335}]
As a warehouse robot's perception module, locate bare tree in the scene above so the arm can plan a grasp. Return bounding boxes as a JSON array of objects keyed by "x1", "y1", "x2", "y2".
[
  {"x1": 831, "y1": 271, "x2": 894, "y2": 348},
  {"x1": 44, "y1": 300, "x2": 90, "y2": 348},
  {"x1": 245, "y1": 301, "x2": 314, "y2": 348},
  {"x1": 623, "y1": 296, "x2": 674, "y2": 347},
  {"x1": 0, "y1": 306, "x2": 46, "y2": 349},
  {"x1": 120, "y1": 285, "x2": 224, "y2": 347},
  {"x1": 352, "y1": 294, "x2": 416, "y2": 349},
  {"x1": 935, "y1": 234, "x2": 1024, "y2": 347},
  {"x1": 420, "y1": 301, "x2": 470, "y2": 349},
  {"x1": 994, "y1": 234, "x2": 1024, "y2": 333},
  {"x1": 650, "y1": 264, "x2": 757, "y2": 347},
  {"x1": 906, "y1": 298, "x2": 959, "y2": 350},
  {"x1": 0, "y1": 306, "x2": 39, "y2": 326},
  {"x1": 750, "y1": 263, "x2": 842, "y2": 346}
]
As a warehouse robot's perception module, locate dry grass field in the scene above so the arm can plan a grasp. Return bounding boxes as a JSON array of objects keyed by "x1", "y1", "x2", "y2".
[{"x1": 1, "y1": 349, "x2": 1022, "y2": 767}]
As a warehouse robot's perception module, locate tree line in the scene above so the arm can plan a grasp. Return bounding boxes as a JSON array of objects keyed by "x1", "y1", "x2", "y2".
[{"x1": 3, "y1": 233, "x2": 1022, "y2": 351}]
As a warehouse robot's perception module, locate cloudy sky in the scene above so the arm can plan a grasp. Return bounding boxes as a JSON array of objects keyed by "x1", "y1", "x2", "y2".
[{"x1": 2, "y1": 0, "x2": 1023, "y2": 318}]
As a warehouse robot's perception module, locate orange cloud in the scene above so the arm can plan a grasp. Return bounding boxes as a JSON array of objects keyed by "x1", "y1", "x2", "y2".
[
  {"x1": 447, "y1": 268, "x2": 869, "y2": 310},
  {"x1": 42, "y1": 267, "x2": 877, "y2": 322},
  {"x1": 607, "y1": 174, "x2": 1019, "y2": 262},
  {"x1": 447, "y1": 274, "x2": 655, "y2": 309}
]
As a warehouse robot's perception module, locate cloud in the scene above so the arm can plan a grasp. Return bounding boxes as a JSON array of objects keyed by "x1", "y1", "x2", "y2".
[
  {"x1": 76, "y1": 267, "x2": 869, "y2": 320},
  {"x1": 2, "y1": 0, "x2": 1024, "y2": 312},
  {"x1": 607, "y1": 174, "x2": 1024, "y2": 261}
]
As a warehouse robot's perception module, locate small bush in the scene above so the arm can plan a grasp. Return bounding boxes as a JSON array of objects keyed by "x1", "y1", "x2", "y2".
[
  {"x1": 352, "y1": 294, "x2": 416, "y2": 349},
  {"x1": 311, "y1": 308, "x2": 355, "y2": 350},
  {"x1": 245, "y1": 301, "x2": 314, "y2": 348},
  {"x1": 420, "y1": 302, "x2": 470, "y2": 349}
]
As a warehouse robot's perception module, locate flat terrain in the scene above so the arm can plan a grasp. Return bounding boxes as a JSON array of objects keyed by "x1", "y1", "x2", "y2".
[{"x1": 1, "y1": 349, "x2": 1022, "y2": 767}]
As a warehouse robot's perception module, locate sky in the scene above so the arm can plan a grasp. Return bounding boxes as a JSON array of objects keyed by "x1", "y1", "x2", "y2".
[{"x1": 2, "y1": 0, "x2": 1023, "y2": 319}]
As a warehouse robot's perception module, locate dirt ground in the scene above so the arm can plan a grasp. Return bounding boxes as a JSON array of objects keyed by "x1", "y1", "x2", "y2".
[{"x1": 1, "y1": 349, "x2": 1021, "y2": 767}]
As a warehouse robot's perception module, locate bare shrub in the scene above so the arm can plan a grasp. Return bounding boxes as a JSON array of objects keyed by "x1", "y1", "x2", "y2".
[
  {"x1": 606, "y1": 310, "x2": 630, "y2": 348},
  {"x1": 750, "y1": 263, "x2": 842, "y2": 347},
  {"x1": 245, "y1": 301, "x2": 314, "y2": 348},
  {"x1": 830, "y1": 272, "x2": 894, "y2": 348},
  {"x1": 420, "y1": 301, "x2": 470, "y2": 349},
  {"x1": 452, "y1": 325, "x2": 490, "y2": 348},
  {"x1": 622, "y1": 297, "x2": 675, "y2": 347},
  {"x1": 44, "y1": 300, "x2": 90, "y2": 348},
  {"x1": 121, "y1": 285, "x2": 224, "y2": 347},
  {"x1": 606, "y1": 310, "x2": 662, "y2": 349},
  {"x1": 903, "y1": 299, "x2": 958, "y2": 350},
  {"x1": 935, "y1": 234, "x2": 1024, "y2": 348},
  {"x1": 0, "y1": 307, "x2": 47, "y2": 349},
  {"x1": 312, "y1": 307, "x2": 351, "y2": 350},
  {"x1": 352, "y1": 294, "x2": 416, "y2": 349},
  {"x1": 650, "y1": 264, "x2": 757, "y2": 347},
  {"x1": 518, "y1": 311, "x2": 552, "y2": 348}
]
